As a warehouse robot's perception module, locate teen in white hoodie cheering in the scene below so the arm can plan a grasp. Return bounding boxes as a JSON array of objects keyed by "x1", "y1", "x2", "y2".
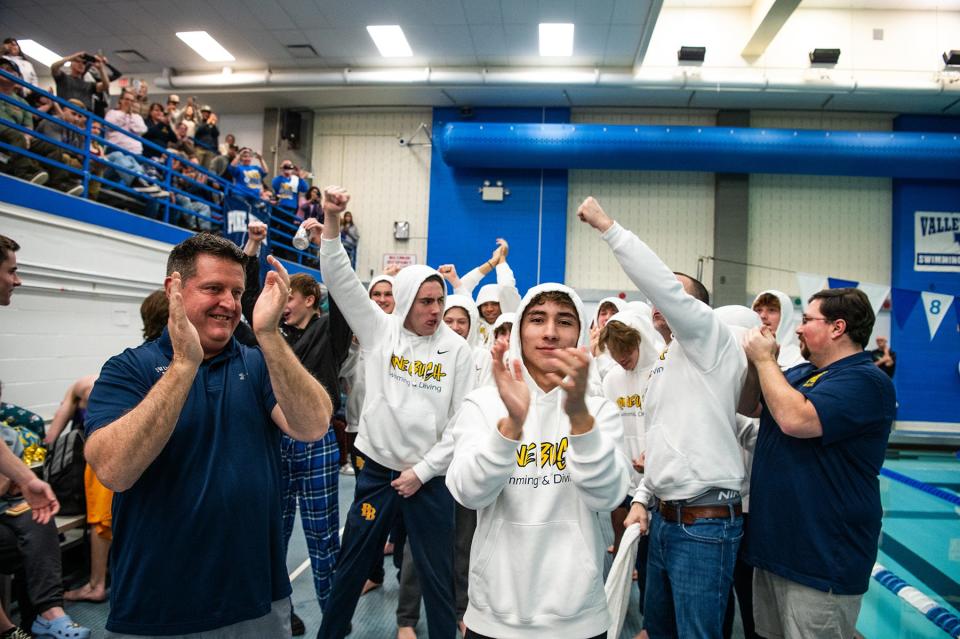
[
  {"x1": 578, "y1": 196, "x2": 748, "y2": 639},
  {"x1": 312, "y1": 188, "x2": 475, "y2": 639},
  {"x1": 447, "y1": 283, "x2": 631, "y2": 639}
]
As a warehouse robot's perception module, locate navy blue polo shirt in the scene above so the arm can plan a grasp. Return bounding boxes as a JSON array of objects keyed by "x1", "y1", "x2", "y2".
[
  {"x1": 85, "y1": 330, "x2": 290, "y2": 635},
  {"x1": 743, "y1": 351, "x2": 896, "y2": 595}
]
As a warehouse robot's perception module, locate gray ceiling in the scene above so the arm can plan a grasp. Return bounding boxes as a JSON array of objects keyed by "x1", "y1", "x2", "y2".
[{"x1": 3, "y1": 0, "x2": 960, "y2": 115}]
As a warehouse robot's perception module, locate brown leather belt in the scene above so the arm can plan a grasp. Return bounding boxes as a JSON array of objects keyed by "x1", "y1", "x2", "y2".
[{"x1": 658, "y1": 501, "x2": 742, "y2": 525}]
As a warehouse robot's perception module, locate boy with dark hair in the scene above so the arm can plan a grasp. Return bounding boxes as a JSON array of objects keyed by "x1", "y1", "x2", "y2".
[
  {"x1": 447, "y1": 283, "x2": 630, "y2": 638},
  {"x1": 314, "y1": 188, "x2": 475, "y2": 639}
]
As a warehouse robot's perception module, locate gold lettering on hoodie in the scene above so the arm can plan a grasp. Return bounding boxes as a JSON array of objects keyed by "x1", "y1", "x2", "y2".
[
  {"x1": 515, "y1": 438, "x2": 568, "y2": 470},
  {"x1": 390, "y1": 353, "x2": 448, "y2": 382},
  {"x1": 616, "y1": 394, "x2": 642, "y2": 409}
]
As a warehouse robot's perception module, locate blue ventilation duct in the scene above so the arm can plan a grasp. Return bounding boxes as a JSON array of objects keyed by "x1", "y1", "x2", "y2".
[{"x1": 438, "y1": 122, "x2": 960, "y2": 179}]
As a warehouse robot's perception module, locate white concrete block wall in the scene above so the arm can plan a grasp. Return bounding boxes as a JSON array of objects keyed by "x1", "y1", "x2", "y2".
[
  {"x1": 311, "y1": 110, "x2": 432, "y2": 280},
  {"x1": 0, "y1": 204, "x2": 168, "y2": 418},
  {"x1": 747, "y1": 112, "x2": 893, "y2": 298},
  {"x1": 566, "y1": 110, "x2": 718, "y2": 293}
]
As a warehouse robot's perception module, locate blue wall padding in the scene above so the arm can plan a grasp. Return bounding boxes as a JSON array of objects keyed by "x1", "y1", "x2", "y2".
[
  {"x1": 427, "y1": 108, "x2": 570, "y2": 294},
  {"x1": 439, "y1": 122, "x2": 960, "y2": 179},
  {"x1": 890, "y1": 115, "x2": 960, "y2": 425}
]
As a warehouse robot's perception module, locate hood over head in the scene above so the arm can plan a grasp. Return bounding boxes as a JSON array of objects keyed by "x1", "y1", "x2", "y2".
[
  {"x1": 594, "y1": 296, "x2": 626, "y2": 326},
  {"x1": 715, "y1": 304, "x2": 762, "y2": 342},
  {"x1": 476, "y1": 283, "x2": 500, "y2": 309},
  {"x1": 605, "y1": 304, "x2": 662, "y2": 370},
  {"x1": 509, "y1": 283, "x2": 589, "y2": 372},
  {"x1": 444, "y1": 294, "x2": 481, "y2": 347},
  {"x1": 393, "y1": 265, "x2": 444, "y2": 326},
  {"x1": 752, "y1": 289, "x2": 798, "y2": 347},
  {"x1": 366, "y1": 274, "x2": 395, "y2": 296},
  {"x1": 493, "y1": 311, "x2": 516, "y2": 332}
]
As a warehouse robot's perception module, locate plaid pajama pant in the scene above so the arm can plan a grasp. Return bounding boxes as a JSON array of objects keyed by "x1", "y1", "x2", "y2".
[{"x1": 281, "y1": 427, "x2": 341, "y2": 608}]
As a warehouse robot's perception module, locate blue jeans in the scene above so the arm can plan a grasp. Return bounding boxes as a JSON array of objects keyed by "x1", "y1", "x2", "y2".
[{"x1": 643, "y1": 507, "x2": 743, "y2": 639}]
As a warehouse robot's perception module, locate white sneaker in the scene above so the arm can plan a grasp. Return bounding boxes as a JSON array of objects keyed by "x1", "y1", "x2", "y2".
[
  {"x1": 29, "y1": 171, "x2": 49, "y2": 185},
  {"x1": 65, "y1": 184, "x2": 84, "y2": 196},
  {"x1": 340, "y1": 465, "x2": 355, "y2": 476}
]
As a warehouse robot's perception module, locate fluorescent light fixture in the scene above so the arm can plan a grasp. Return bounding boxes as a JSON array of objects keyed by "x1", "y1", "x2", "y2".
[
  {"x1": 539, "y1": 23, "x2": 574, "y2": 57},
  {"x1": 16, "y1": 39, "x2": 62, "y2": 67},
  {"x1": 176, "y1": 31, "x2": 235, "y2": 62},
  {"x1": 366, "y1": 25, "x2": 413, "y2": 58}
]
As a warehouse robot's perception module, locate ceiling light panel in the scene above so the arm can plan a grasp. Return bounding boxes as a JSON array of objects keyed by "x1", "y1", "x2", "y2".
[
  {"x1": 176, "y1": 31, "x2": 235, "y2": 62},
  {"x1": 539, "y1": 23, "x2": 574, "y2": 57},
  {"x1": 16, "y1": 39, "x2": 62, "y2": 67},
  {"x1": 367, "y1": 25, "x2": 413, "y2": 58}
]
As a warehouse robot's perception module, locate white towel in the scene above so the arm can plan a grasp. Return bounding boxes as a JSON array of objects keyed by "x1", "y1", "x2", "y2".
[{"x1": 605, "y1": 523, "x2": 642, "y2": 639}]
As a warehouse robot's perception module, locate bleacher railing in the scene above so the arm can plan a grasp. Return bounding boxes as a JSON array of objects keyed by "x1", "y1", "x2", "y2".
[{"x1": 0, "y1": 69, "x2": 317, "y2": 264}]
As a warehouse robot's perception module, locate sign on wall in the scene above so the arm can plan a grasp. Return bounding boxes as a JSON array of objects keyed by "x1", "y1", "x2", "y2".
[
  {"x1": 914, "y1": 211, "x2": 960, "y2": 272},
  {"x1": 382, "y1": 253, "x2": 417, "y2": 269}
]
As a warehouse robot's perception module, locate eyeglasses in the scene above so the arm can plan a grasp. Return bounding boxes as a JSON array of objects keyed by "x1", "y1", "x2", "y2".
[
  {"x1": 800, "y1": 315, "x2": 832, "y2": 325},
  {"x1": 282, "y1": 166, "x2": 293, "y2": 170}
]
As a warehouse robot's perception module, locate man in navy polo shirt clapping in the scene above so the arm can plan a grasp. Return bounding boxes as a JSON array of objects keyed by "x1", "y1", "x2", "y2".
[
  {"x1": 740, "y1": 287, "x2": 895, "y2": 639},
  {"x1": 84, "y1": 234, "x2": 333, "y2": 638}
]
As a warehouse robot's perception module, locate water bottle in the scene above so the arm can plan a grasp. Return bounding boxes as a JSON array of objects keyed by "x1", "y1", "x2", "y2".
[{"x1": 293, "y1": 223, "x2": 310, "y2": 251}]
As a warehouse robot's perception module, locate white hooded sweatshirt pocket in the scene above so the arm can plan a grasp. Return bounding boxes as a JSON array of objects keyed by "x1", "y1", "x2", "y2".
[{"x1": 470, "y1": 519, "x2": 605, "y2": 622}]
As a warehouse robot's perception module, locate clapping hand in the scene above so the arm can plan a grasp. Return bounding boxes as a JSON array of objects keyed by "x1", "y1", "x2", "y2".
[
  {"x1": 167, "y1": 272, "x2": 204, "y2": 366},
  {"x1": 491, "y1": 340, "x2": 528, "y2": 440},
  {"x1": 253, "y1": 256, "x2": 291, "y2": 336},
  {"x1": 543, "y1": 347, "x2": 592, "y2": 423}
]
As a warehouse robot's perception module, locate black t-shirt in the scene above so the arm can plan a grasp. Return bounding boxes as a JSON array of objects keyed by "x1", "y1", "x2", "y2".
[
  {"x1": 870, "y1": 348, "x2": 895, "y2": 378},
  {"x1": 53, "y1": 73, "x2": 96, "y2": 110}
]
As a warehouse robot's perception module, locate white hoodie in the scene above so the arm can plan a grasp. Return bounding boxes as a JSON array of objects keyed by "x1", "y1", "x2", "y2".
[
  {"x1": 715, "y1": 305, "x2": 763, "y2": 509},
  {"x1": 592, "y1": 296, "x2": 627, "y2": 384},
  {"x1": 445, "y1": 294, "x2": 494, "y2": 388},
  {"x1": 320, "y1": 239, "x2": 475, "y2": 482},
  {"x1": 446, "y1": 284, "x2": 630, "y2": 639},
  {"x1": 600, "y1": 222, "x2": 747, "y2": 505},
  {"x1": 752, "y1": 289, "x2": 805, "y2": 370},
  {"x1": 600, "y1": 305, "x2": 663, "y2": 496},
  {"x1": 455, "y1": 261, "x2": 522, "y2": 348},
  {"x1": 340, "y1": 275, "x2": 395, "y2": 434}
]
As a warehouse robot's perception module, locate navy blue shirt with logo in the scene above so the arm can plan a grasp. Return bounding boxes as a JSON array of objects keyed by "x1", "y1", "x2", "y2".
[
  {"x1": 743, "y1": 351, "x2": 896, "y2": 595},
  {"x1": 85, "y1": 329, "x2": 290, "y2": 634}
]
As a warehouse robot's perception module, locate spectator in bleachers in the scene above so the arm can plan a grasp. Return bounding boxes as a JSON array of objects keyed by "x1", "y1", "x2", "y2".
[
  {"x1": 171, "y1": 154, "x2": 215, "y2": 231},
  {"x1": 173, "y1": 122, "x2": 196, "y2": 158},
  {"x1": 142, "y1": 102, "x2": 176, "y2": 160},
  {"x1": 0, "y1": 60, "x2": 82, "y2": 194},
  {"x1": 51, "y1": 52, "x2": 108, "y2": 112},
  {"x1": 272, "y1": 160, "x2": 308, "y2": 216},
  {"x1": 86, "y1": 119, "x2": 106, "y2": 200},
  {"x1": 219, "y1": 132, "x2": 235, "y2": 157},
  {"x1": 194, "y1": 105, "x2": 218, "y2": 167},
  {"x1": 179, "y1": 103, "x2": 198, "y2": 138},
  {"x1": 164, "y1": 94, "x2": 183, "y2": 125},
  {"x1": 28, "y1": 92, "x2": 63, "y2": 138},
  {"x1": 228, "y1": 147, "x2": 267, "y2": 202},
  {"x1": 132, "y1": 80, "x2": 149, "y2": 117},
  {"x1": 102, "y1": 91, "x2": 168, "y2": 198},
  {"x1": 298, "y1": 186, "x2": 323, "y2": 221},
  {"x1": 340, "y1": 211, "x2": 359, "y2": 269},
  {"x1": 2, "y1": 39, "x2": 37, "y2": 95}
]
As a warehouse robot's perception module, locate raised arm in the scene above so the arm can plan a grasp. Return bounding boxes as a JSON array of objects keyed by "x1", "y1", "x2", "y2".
[
  {"x1": 312, "y1": 188, "x2": 391, "y2": 346},
  {"x1": 254, "y1": 256, "x2": 332, "y2": 442},
  {"x1": 85, "y1": 273, "x2": 203, "y2": 492},
  {"x1": 455, "y1": 243, "x2": 502, "y2": 297},
  {"x1": 577, "y1": 197, "x2": 732, "y2": 371},
  {"x1": 494, "y1": 239, "x2": 521, "y2": 313},
  {"x1": 51, "y1": 52, "x2": 83, "y2": 77}
]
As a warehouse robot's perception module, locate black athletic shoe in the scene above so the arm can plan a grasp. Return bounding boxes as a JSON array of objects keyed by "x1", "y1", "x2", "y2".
[{"x1": 291, "y1": 611, "x2": 305, "y2": 636}]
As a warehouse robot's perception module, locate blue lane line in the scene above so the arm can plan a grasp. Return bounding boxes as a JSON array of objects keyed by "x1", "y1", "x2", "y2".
[
  {"x1": 881, "y1": 468, "x2": 960, "y2": 508},
  {"x1": 873, "y1": 565, "x2": 960, "y2": 638}
]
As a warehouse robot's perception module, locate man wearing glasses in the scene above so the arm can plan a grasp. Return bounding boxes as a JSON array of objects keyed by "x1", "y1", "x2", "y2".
[
  {"x1": 272, "y1": 161, "x2": 309, "y2": 216},
  {"x1": 740, "y1": 288, "x2": 896, "y2": 639}
]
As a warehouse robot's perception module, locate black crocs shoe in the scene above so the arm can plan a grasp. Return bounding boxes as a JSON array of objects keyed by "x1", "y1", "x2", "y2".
[{"x1": 291, "y1": 611, "x2": 305, "y2": 636}]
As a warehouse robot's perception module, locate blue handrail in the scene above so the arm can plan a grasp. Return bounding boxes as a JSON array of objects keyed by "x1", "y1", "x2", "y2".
[{"x1": 0, "y1": 68, "x2": 316, "y2": 258}]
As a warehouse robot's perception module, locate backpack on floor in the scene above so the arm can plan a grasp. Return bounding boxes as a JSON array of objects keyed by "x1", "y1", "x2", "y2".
[{"x1": 43, "y1": 428, "x2": 86, "y2": 516}]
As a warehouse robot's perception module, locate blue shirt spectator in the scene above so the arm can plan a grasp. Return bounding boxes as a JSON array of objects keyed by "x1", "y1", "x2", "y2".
[
  {"x1": 228, "y1": 148, "x2": 267, "y2": 199},
  {"x1": 271, "y1": 162, "x2": 308, "y2": 213}
]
